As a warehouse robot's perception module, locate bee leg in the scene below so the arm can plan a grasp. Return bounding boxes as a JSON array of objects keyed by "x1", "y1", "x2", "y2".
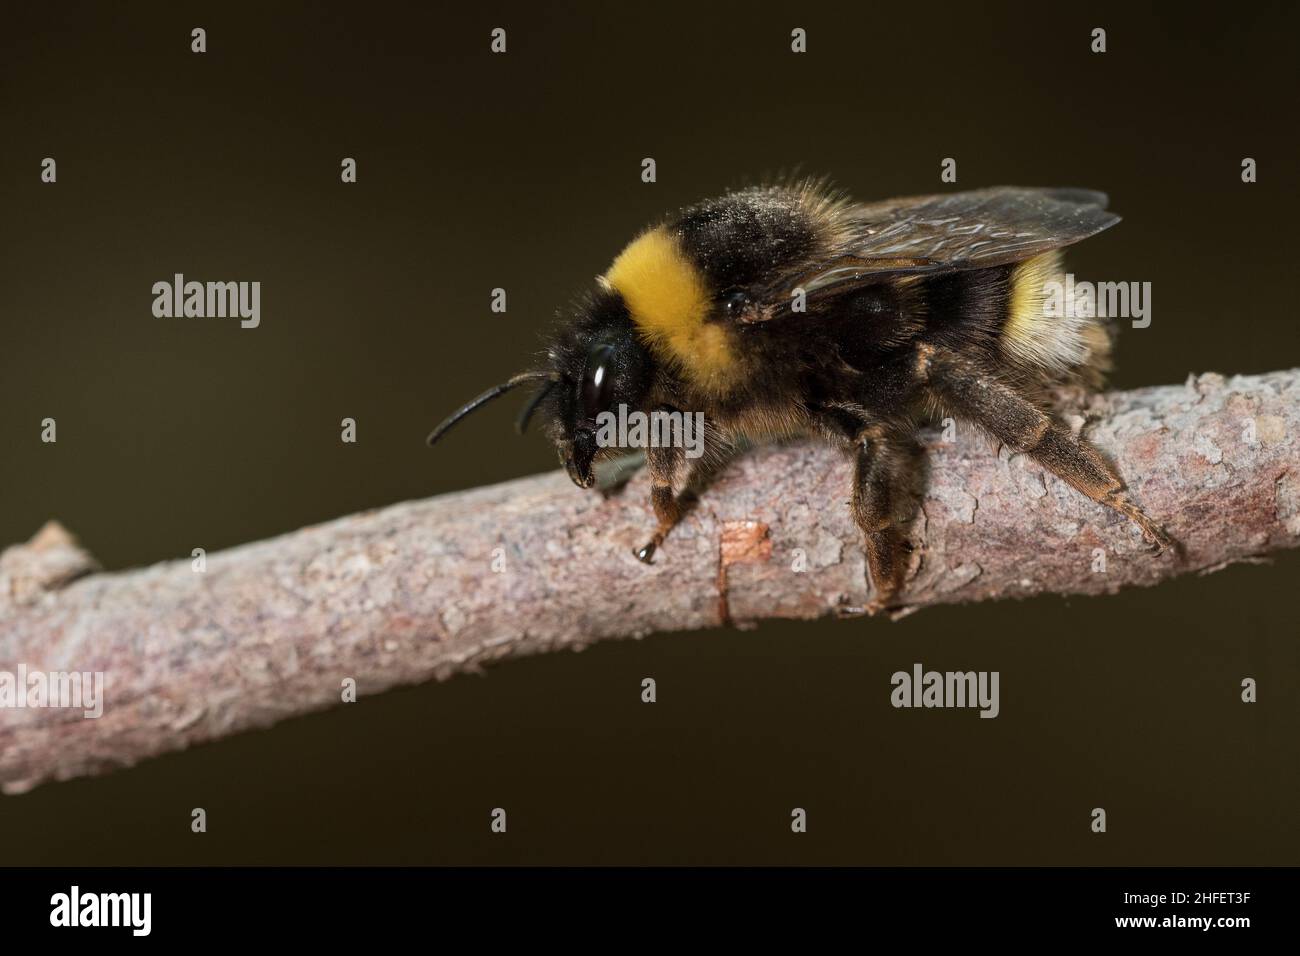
[
  {"x1": 851, "y1": 427, "x2": 917, "y2": 615},
  {"x1": 921, "y1": 347, "x2": 1175, "y2": 552},
  {"x1": 635, "y1": 417, "x2": 731, "y2": 564},
  {"x1": 634, "y1": 440, "x2": 684, "y2": 564}
]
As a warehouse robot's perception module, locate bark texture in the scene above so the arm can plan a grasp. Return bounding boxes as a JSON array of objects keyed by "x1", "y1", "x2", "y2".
[{"x1": 1, "y1": 370, "x2": 1297, "y2": 793}]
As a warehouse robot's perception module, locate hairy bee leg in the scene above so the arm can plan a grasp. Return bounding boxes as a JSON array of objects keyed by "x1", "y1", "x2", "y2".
[
  {"x1": 635, "y1": 439, "x2": 684, "y2": 563},
  {"x1": 635, "y1": 418, "x2": 732, "y2": 564},
  {"x1": 921, "y1": 347, "x2": 1174, "y2": 551},
  {"x1": 851, "y1": 428, "x2": 915, "y2": 615}
]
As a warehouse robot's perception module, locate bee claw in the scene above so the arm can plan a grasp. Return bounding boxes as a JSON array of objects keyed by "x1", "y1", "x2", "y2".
[
  {"x1": 1113, "y1": 495, "x2": 1177, "y2": 556},
  {"x1": 864, "y1": 597, "x2": 897, "y2": 617},
  {"x1": 1137, "y1": 519, "x2": 1176, "y2": 554},
  {"x1": 862, "y1": 577, "x2": 910, "y2": 617},
  {"x1": 1148, "y1": 530, "x2": 1178, "y2": 556}
]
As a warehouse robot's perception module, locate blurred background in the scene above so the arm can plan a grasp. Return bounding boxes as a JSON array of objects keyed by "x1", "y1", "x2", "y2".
[{"x1": 0, "y1": 0, "x2": 1296, "y2": 864}]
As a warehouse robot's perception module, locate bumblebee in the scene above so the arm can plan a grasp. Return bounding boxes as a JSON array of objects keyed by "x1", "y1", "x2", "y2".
[{"x1": 429, "y1": 181, "x2": 1173, "y2": 613}]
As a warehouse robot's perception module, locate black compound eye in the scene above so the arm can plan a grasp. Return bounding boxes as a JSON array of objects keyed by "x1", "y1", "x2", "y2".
[
  {"x1": 721, "y1": 289, "x2": 751, "y2": 316},
  {"x1": 581, "y1": 343, "x2": 616, "y2": 419}
]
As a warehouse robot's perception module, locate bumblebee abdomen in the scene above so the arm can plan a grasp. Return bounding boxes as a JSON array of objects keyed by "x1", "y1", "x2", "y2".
[
  {"x1": 916, "y1": 255, "x2": 1111, "y2": 387},
  {"x1": 1002, "y1": 251, "x2": 1112, "y2": 384}
]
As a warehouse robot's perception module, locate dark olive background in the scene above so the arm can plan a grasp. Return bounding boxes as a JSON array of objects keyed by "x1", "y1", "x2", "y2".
[{"x1": 1, "y1": 1, "x2": 1297, "y2": 864}]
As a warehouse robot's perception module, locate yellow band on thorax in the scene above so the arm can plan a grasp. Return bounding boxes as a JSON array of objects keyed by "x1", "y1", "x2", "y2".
[{"x1": 603, "y1": 227, "x2": 742, "y2": 394}]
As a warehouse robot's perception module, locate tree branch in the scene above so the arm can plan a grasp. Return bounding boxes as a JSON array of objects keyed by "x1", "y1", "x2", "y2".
[{"x1": 2, "y1": 370, "x2": 1298, "y2": 793}]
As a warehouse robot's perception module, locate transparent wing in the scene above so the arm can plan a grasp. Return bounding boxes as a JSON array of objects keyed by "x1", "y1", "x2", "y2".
[{"x1": 762, "y1": 187, "x2": 1119, "y2": 321}]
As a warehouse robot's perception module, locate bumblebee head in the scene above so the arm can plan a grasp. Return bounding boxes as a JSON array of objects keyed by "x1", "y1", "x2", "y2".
[{"x1": 426, "y1": 285, "x2": 654, "y2": 489}]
